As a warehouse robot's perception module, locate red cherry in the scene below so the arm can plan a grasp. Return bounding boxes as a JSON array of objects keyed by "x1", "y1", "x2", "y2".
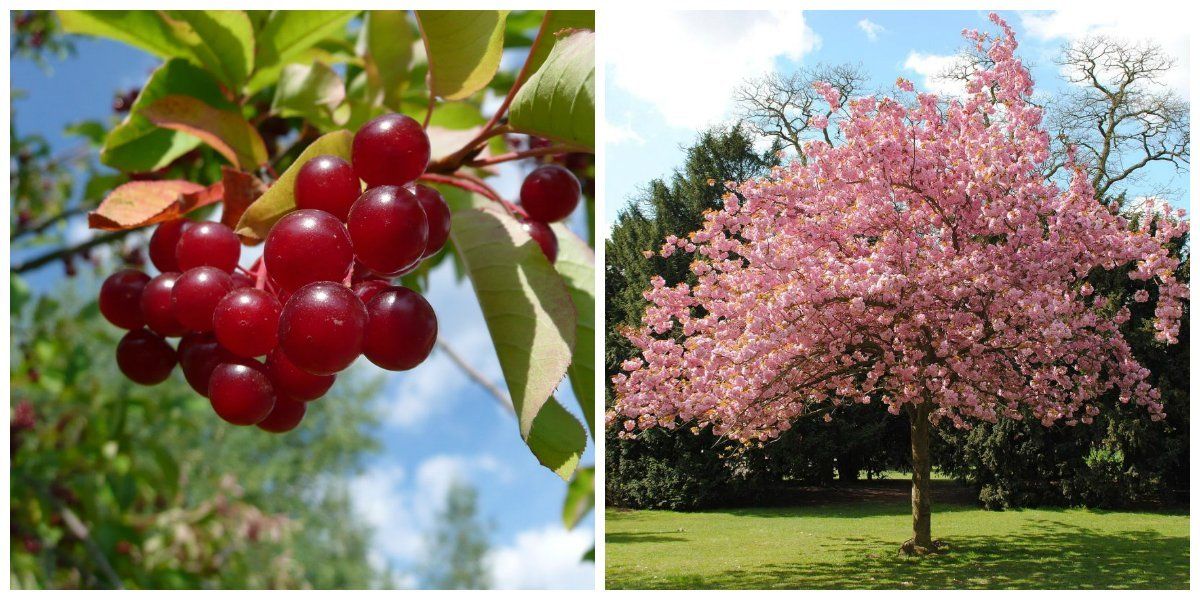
[
  {"x1": 414, "y1": 184, "x2": 452, "y2": 258},
  {"x1": 351, "y1": 113, "x2": 431, "y2": 187},
  {"x1": 520, "y1": 165, "x2": 581, "y2": 222},
  {"x1": 178, "y1": 333, "x2": 232, "y2": 397},
  {"x1": 116, "y1": 329, "x2": 176, "y2": 385},
  {"x1": 256, "y1": 397, "x2": 307, "y2": 433},
  {"x1": 208, "y1": 361, "x2": 276, "y2": 425},
  {"x1": 347, "y1": 185, "x2": 428, "y2": 276},
  {"x1": 362, "y1": 287, "x2": 438, "y2": 371},
  {"x1": 176, "y1": 222, "x2": 241, "y2": 273},
  {"x1": 213, "y1": 288, "x2": 282, "y2": 358},
  {"x1": 266, "y1": 349, "x2": 336, "y2": 401},
  {"x1": 264, "y1": 209, "x2": 355, "y2": 292},
  {"x1": 99, "y1": 269, "x2": 150, "y2": 329},
  {"x1": 172, "y1": 267, "x2": 234, "y2": 332},
  {"x1": 139, "y1": 272, "x2": 188, "y2": 337},
  {"x1": 149, "y1": 219, "x2": 189, "y2": 273},
  {"x1": 522, "y1": 220, "x2": 558, "y2": 263},
  {"x1": 277, "y1": 282, "x2": 367, "y2": 375},
  {"x1": 295, "y1": 155, "x2": 362, "y2": 221}
]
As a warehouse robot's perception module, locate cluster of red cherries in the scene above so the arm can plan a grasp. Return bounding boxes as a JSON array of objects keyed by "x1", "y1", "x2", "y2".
[{"x1": 98, "y1": 113, "x2": 582, "y2": 433}]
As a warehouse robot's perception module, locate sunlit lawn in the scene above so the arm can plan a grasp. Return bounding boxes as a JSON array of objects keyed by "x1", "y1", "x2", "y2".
[{"x1": 605, "y1": 479, "x2": 1189, "y2": 589}]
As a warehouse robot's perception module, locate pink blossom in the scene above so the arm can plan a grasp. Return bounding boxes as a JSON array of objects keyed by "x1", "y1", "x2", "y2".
[{"x1": 615, "y1": 15, "x2": 1186, "y2": 443}]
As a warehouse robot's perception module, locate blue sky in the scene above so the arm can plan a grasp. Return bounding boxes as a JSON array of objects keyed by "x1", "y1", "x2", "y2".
[
  {"x1": 604, "y1": 9, "x2": 1190, "y2": 232},
  {"x1": 11, "y1": 35, "x2": 593, "y2": 590}
]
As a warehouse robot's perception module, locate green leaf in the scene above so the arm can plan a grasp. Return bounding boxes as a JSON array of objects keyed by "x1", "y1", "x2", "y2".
[
  {"x1": 562, "y1": 465, "x2": 594, "y2": 528},
  {"x1": 247, "y1": 10, "x2": 358, "y2": 94},
  {"x1": 520, "y1": 11, "x2": 594, "y2": 86},
  {"x1": 101, "y1": 59, "x2": 232, "y2": 172},
  {"x1": 416, "y1": 10, "x2": 510, "y2": 101},
  {"x1": 553, "y1": 224, "x2": 596, "y2": 436},
  {"x1": 234, "y1": 130, "x2": 353, "y2": 241},
  {"x1": 272, "y1": 62, "x2": 346, "y2": 131},
  {"x1": 58, "y1": 11, "x2": 192, "y2": 60},
  {"x1": 140, "y1": 95, "x2": 268, "y2": 169},
  {"x1": 509, "y1": 30, "x2": 594, "y2": 150},
  {"x1": 527, "y1": 398, "x2": 586, "y2": 481},
  {"x1": 163, "y1": 11, "x2": 255, "y2": 90},
  {"x1": 582, "y1": 546, "x2": 595, "y2": 562},
  {"x1": 11, "y1": 275, "x2": 31, "y2": 317},
  {"x1": 362, "y1": 11, "x2": 414, "y2": 110},
  {"x1": 449, "y1": 202, "x2": 576, "y2": 440},
  {"x1": 64, "y1": 121, "x2": 107, "y2": 147}
]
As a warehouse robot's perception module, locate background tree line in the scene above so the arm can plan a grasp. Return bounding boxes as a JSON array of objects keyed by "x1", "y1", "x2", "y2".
[{"x1": 605, "y1": 35, "x2": 1188, "y2": 511}]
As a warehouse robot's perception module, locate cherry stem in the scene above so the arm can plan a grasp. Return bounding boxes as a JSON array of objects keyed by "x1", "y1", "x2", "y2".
[
  {"x1": 425, "y1": 11, "x2": 553, "y2": 175},
  {"x1": 253, "y1": 258, "x2": 268, "y2": 291},
  {"x1": 419, "y1": 173, "x2": 521, "y2": 216},
  {"x1": 467, "y1": 144, "x2": 580, "y2": 168}
]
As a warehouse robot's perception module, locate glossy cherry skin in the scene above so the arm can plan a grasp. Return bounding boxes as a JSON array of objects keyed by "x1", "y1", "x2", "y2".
[
  {"x1": 99, "y1": 269, "x2": 150, "y2": 329},
  {"x1": 266, "y1": 349, "x2": 335, "y2": 401},
  {"x1": 139, "y1": 272, "x2": 188, "y2": 337},
  {"x1": 352, "y1": 279, "x2": 392, "y2": 305},
  {"x1": 277, "y1": 282, "x2": 367, "y2": 375},
  {"x1": 413, "y1": 184, "x2": 452, "y2": 258},
  {"x1": 149, "y1": 219, "x2": 189, "y2": 273},
  {"x1": 172, "y1": 267, "x2": 234, "y2": 332},
  {"x1": 347, "y1": 185, "x2": 429, "y2": 276},
  {"x1": 264, "y1": 209, "x2": 355, "y2": 292},
  {"x1": 522, "y1": 220, "x2": 558, "y2": 263},
  {"x1": 520, "y1": 165, "x2": 581, "y2": 222},
  {"x1": 362, "y1": 287, "x2": 438, "y2": 371},
  {"x1": 256, "y1": 397, "x2": 307, "y2": 433},
  {"x1": 295, "y1": 155, "x2": 362, "y2": 221},
  {"x1": 213, "y1": 288, "x2": 282, "y2": 357},
  {"x1": 208, "y1": 361, "x2": 276, "y2": 426},
  {"x1": 351, "y1": 113, "x2": 430, "y2": 187},
  {"x1": 116, "y1": 328, "x2": 176, "y2": 385},
  {"x1": 176, "y1": 221, "x2": 241, "y2": 273},
  {"x1": 230, "y1": 271, "x2": 255, "y2": 289},
  {"x1": 178, "y1": 333, "x2": 233, "y2": 397}
]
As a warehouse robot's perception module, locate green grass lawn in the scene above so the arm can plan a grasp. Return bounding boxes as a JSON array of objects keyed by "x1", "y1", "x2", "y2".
[{"x1": 605, "y1": 480, "x2": 1189, "y2": 589}]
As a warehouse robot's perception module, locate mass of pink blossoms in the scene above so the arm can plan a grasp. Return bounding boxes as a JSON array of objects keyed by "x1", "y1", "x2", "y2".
[{"x1": 610, "y1": 15, "x2": 1188, "y2": 443}]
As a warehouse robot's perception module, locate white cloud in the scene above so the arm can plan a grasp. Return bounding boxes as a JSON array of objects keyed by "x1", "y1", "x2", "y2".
[
  {"x1": 857, "y1": 18, "x2": 884, "y2": 42},
  {"x1": 349, "y1": 453, "x2": 510, "y2": 571},
  {"x1": 607, "y1": 10, "x2": 820, "y2": 130},
  {"x1": 1019, "y1": 9, "x2": 1189, "y2": 96},
  {"x1": 902, "y1": 51, "x2": 969, "y2": 98},
  {"x1": 489, "y1": 524, "x2": 594, "y2": 590},
  {"x1": 603, "y1": 118, "x2": 645, "y2": 146}
]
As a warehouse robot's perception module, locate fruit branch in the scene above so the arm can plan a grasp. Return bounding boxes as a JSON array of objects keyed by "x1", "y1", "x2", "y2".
[
  {"x1": 11, "y1": 206, "x2": 86, "y2": 241},
  {"x1": 61, "y1": 505, "x2": 124, "y2": 589},
  {"x1": 425, "y1": 11, "x2": 555, "y2": 175},
  {"x1": 436, "y1": 337, "x2": 514, "y2": 415},
  {"x1": 466, "y1": 144, "x2": 582, "y2": 168},
  {"x1": 418, "y1": 172, "x2": 520, "y2": 215},
  {"x1": 12, "y1": 228, "x2": 133, "y2": 274}
]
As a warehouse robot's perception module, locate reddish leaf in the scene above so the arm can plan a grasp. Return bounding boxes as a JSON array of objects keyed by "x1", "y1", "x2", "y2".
[
  {"x1": 220, "y1": 167, "x2": 268, "y2": 243},
  {"x1": 88, "y1": 180, "x2": 223, "y2": 231},
  {"x1": 140, "y1": 94, "x2": 268, "y2": 170}
]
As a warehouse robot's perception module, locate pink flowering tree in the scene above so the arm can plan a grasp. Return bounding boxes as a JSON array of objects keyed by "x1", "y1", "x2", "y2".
[{"x1": 609, "y1": 14, "x2": 1188, "y2": 554}]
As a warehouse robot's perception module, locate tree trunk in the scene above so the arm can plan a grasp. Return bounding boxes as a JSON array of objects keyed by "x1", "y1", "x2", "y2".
[{"x1": 901, "y1": 404, "x2": 942, "y2": 555}]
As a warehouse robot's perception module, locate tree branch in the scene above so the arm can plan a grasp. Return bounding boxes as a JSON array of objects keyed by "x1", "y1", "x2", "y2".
[{"x1": 436, "y1": 337, "x2": 514, "y2": 415}]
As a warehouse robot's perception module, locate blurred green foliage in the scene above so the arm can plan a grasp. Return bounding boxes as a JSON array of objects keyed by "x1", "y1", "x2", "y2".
[{"x1": 10, "y1": 272, "x2": 388, "y2": 588}]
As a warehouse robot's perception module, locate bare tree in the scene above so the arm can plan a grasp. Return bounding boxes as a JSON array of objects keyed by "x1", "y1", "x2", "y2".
[
  {"x1": 940, "y1": 36, "x2": 1189, "y2": 204},
  {"x1": 733, "y1": 63, "x2": 868, "y2": 163},
  {"x1": 1048, "y1": 36, "x2": 1189, "y2": 202}
]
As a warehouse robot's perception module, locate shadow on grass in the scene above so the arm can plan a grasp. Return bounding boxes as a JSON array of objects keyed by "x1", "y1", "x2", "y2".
[
  {"x1": 606, "y1": 531, "x2": 689, "y2": 544},
  {"x1": 611, "y1": 518, "x2": 1189, "y2": 590}
]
